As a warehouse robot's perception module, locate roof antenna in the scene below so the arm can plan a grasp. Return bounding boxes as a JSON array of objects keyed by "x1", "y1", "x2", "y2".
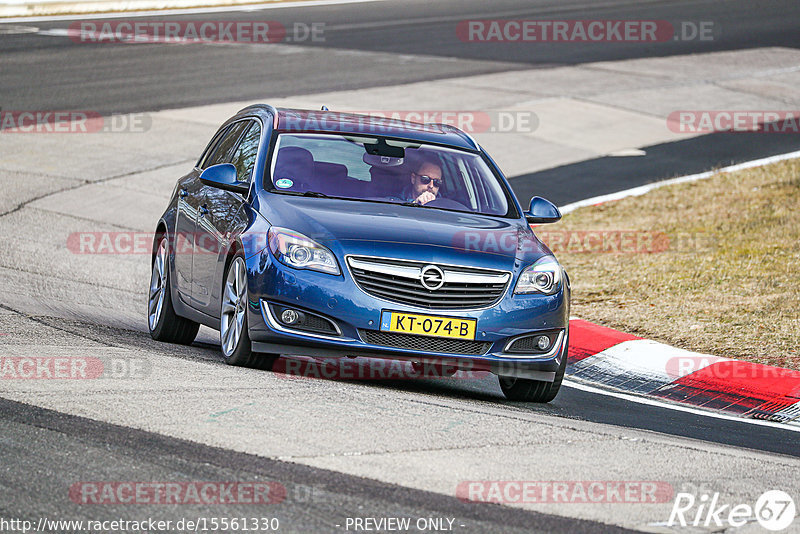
[{"x1": 321, "y1": 105, "x2": 329, "y2": 111}]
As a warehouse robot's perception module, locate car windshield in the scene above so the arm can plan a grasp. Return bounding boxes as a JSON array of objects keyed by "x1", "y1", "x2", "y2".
[{"x1": 268, "y1": 133, "x2": 511, "y2": 216}]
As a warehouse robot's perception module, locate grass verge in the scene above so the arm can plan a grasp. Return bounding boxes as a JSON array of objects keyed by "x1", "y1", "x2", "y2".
[{"x1": 543, "y1": 158, "x2": 799, "y2": 370}]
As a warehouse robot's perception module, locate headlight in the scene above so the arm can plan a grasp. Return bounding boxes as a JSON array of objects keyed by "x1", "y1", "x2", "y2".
[
  {"x1": 267, "y1": 227, "x2": 340, "y2": 275},
  {"x1": 514, "y1": 255, "x2": 562, "y2": 295}
]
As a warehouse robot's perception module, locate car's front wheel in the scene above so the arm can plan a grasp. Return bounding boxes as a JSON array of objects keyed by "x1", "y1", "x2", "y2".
[
  {"x1": 220, "y1": 253, "x2": 278, "y2": 370},
  {"x1": 148, "y1": 235, "x2": 200, "y2": 344},
  {"x1": 498, "y1": 334, "x2": 568, "y2": 403}
]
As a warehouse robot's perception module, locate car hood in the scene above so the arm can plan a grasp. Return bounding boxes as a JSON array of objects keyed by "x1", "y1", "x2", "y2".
[{"x1": 258, "y1": 194, "x2": 550, "y2": 271}]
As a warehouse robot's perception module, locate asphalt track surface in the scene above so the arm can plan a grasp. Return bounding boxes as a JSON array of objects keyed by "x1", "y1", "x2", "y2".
[
  {"x1": 0, "y1": 398, "x2": 631, "y2": 534},
  {"x1": 515, "y1": 129, "x2": 800, "y2": 206},
  {"x1": 2, "y1": 0, "x2": 800, "y2": 532},
  {"x1": 1, "y1": 0, "x2": 799, "y2": 113}
]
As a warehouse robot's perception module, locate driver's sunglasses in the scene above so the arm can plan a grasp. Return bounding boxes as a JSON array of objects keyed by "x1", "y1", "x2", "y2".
[{"x1": 415, "y1": 174, "x2": 443, "y2": 188}]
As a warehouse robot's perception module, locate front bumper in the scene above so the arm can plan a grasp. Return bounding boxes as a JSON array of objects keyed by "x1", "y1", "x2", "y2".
[{"x1": 246, "y1": 250, "x2": 570, "y2": 381}]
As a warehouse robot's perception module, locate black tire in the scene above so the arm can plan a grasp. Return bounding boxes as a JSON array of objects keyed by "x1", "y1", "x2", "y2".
[
  {"x1": 498, "y1": 333, "x2": 569, "y2": 403},
  {"x1": 220, "y1": 252, "x2": 278, "y2": 371},
  {"x1": 148, "y1": 235, "x2": 200, "y2": 345}
]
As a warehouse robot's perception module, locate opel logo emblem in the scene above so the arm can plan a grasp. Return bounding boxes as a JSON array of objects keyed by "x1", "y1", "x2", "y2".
[{"x1": 420, "y1": 265, "x2": 445, "y2": 291}]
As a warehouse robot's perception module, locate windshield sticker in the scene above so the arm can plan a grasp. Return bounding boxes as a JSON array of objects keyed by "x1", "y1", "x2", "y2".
[{"x1": 275, "y1": 178, "x2": 294, "y2": 189}]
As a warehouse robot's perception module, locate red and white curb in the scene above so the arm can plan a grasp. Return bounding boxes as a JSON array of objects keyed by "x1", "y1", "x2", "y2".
[
  {"x1": 566, "y1": 319, "x2": 800, "y2": 428},
  {"x1": 559, "y1": 152, "x2": 800, "y2": 428}
]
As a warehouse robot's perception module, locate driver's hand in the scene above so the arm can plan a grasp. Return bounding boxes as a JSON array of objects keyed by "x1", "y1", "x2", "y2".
[{"x1": 415, "y1": 191, "x2": 436, "y2": 205}]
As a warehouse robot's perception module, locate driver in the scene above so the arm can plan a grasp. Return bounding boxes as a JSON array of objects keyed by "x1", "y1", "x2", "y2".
[{"x1": 403, "y1": 160, "x2": 443, "y2": 205}]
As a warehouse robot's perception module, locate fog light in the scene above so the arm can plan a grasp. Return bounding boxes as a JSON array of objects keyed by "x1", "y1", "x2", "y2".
[
  {"x1": 536, "y1": 335, "x2": 551, "y2": 350},
  {"x1": 281, "y1": 309, "x2": 300, "y2": 325}
]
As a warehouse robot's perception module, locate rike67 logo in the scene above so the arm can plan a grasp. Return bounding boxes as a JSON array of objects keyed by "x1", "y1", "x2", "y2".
[{"x1": 668, "y1": 489, "x2": 796, "y2": 531}]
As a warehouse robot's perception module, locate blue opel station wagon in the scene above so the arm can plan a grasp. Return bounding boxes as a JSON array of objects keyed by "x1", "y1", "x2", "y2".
[{"x1": 148, "y1": 105, "x2": 570, "y2": 402}]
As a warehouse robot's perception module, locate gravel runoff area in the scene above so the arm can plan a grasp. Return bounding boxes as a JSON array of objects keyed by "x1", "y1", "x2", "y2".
[{"x1": 547, "y1": 158, "x2": 799, "y2": 370}]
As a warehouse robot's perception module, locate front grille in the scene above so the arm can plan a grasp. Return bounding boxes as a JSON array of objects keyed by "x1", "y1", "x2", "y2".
[
  {"x1": 347, "y1": 256, "x2": 510, "y2": 310},
  {"x1": 359, "y1": 329, "x2": 491, "y2": 355}
]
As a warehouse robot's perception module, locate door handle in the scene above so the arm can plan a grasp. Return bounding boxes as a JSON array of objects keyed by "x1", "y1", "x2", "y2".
[
  {"x1": 179, "y1": 188, "x2": 189, "y2": 198},
  {"x1": 199, "y1": 205, "x2": 210, "y2": 217}
]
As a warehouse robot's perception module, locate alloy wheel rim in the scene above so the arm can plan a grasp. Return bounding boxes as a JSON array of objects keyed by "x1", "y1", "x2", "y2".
[
  {"x1": 148, "y1": 239, "x2": 167, "y2": 331},
  {"x1": 220, "y1": 257, "x2": 247, "y2": 357}
]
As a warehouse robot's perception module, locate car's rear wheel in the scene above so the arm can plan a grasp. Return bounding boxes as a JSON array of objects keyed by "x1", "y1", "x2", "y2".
[
  {"x1": 220, "y1": 253, "x2": 278, "y2": 370},
  {"x1": 498, "y1": 334, "x2": 568, "y2": 403},
  {"x1": 148, "y1": 235, "x2": 200, "y2": 344}
]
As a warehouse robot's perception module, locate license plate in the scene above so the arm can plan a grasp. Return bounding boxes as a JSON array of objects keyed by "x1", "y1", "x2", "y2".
[{"x1": 379, "y1": 311, "x2": 477, "y2": 340}]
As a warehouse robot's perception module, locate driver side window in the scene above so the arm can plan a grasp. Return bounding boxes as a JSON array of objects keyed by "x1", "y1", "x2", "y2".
[
  {"x1": 205, "y1": 121, "x2": 249, "y2": 169},
  {"x1": 229, "y1": 121, "x2": 262, "y2": 183},
  {"x1": 198, "y1": 127, "x2": 229, "y2": 170}
]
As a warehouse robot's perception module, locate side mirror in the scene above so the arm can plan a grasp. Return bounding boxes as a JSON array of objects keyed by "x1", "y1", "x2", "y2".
[
  {"x1": 525, "y1": 196, "x2": 561, "y2": 224},
  {"x1": 199, "y1": 163, "x2": 249, "y2": 194}
]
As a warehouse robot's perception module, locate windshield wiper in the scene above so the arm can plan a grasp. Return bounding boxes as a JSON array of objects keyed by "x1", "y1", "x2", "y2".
[
  {"x1": 272, "y1": 190, "x2": 331, "y2": 198},
  {"x1": 397, "y1": 201, "x2": 429, "y2": 208}
]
